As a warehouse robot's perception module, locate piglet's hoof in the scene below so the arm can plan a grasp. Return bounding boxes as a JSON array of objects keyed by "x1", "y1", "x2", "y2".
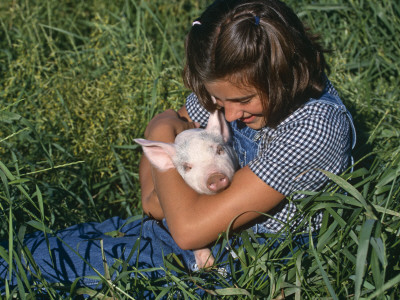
[{"x1": 193, "y1": 248, "x2": 215, "y2": 270}]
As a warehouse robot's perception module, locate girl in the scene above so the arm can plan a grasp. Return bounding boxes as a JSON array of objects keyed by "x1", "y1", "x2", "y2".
[
  {"x1": 0, "y1": 0, "x2": 355, "y2": 296},
  {"x1": 140, "y1": 0, "x2": 356, "y2": 248}
]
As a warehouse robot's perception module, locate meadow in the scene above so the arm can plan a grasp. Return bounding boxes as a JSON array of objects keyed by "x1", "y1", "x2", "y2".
[{"x1": 0, "y1": 0, "x2": 399, "y2": 298}]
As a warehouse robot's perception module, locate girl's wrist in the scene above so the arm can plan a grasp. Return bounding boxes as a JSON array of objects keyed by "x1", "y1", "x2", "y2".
[
  {"x1": 142, "y1": 189, "x2": 164, "y2": 220},
  {"x1": 144, "y1": 109, "x2": 197, "y2": 143}
]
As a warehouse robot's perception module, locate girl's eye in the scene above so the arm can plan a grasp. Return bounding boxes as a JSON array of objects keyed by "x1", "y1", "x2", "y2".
[{"x1": 239, "y1": 97, "x2": 252, "y2": 105}]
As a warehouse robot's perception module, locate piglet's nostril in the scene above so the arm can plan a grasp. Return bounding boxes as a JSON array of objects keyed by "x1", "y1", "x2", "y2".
[
  {"x1": 216, "y1": 145, "x2": 224, "y2": 155},
  {"x1": 207, "y1": 173, "x2": 229, "y2": 193}
]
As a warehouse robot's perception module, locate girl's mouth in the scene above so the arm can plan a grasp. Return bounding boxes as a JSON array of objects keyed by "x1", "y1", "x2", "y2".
[{"x1": 240, "y1": 115, "x2": 256, "y2": 123}]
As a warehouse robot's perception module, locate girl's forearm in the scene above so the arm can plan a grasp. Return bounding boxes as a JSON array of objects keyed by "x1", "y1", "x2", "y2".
[
  {"x1": 139, "y1": 155, "x2": 164, "y2": 219},
  {"x1": 153, "y1": 168, "x2": 206, "y2": 248},
  {"x1": 154, "y1": 166, "x2": 285, "y2": 250},
  {"x1": 139, "y1": 107, "x2": 197, "y2": 219}
]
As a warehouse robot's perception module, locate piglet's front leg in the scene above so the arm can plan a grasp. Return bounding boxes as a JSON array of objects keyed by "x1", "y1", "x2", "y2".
[{"x1": 193, "y1": 248, "x2": 215, "y2": 269}]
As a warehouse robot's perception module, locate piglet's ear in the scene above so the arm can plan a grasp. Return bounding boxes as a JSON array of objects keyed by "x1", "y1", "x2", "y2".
[
  {"x1": 205, "y1": 110, "x2": 230, "y2": 143},
  {"x1": 134, "y1": 139, "x2": 176, "y2": 171}
]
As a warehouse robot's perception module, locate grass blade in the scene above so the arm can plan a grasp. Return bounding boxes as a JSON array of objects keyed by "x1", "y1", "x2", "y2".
[
  {"x1": 320, "y1": 170, "x2": 377, "y2": 220},
  {"x1": 354, "y1": 219, "x2": 375, "y2": 299}
]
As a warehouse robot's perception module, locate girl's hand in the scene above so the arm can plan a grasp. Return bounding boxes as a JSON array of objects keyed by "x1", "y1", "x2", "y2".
[{"x1": 144, "y1": 109, "x2": 199, "y2": 143}]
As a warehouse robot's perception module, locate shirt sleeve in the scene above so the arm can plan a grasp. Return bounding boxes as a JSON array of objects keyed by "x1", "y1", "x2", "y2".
[
  {"x1": 248, "y1": 103, "x2": 351, "y2": 198},
  {"x1": 185, "y1": 93, "x2": 210, "y2": 128}
]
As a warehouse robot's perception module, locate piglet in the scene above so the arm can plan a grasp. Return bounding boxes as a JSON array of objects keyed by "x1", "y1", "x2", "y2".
[{"x1": 135, "y1": 110, "x2": 238, "y2": 269}]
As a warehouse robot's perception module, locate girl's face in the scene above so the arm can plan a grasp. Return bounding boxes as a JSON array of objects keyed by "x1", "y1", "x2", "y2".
[{"x1": 204, "y1": 79, "x2": 266, "y2": 130}]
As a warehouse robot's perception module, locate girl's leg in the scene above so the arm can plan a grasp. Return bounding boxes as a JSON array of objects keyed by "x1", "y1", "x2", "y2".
[{"x1": 0, "y1": 217, "x2": 197, "y2": 289}]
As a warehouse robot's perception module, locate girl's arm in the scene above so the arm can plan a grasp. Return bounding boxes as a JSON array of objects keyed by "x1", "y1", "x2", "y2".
[
  {"x1": 139, "y1": 107, "x2": 197, "y2": 219},
  {"x1": 139, "y1": 155, "x2": 164, "y2": 219},
  {"x1": 154, "y1": 163, "x2": 284, "y2": 250},
  {"x1": 141, "y1": 107, "x2": 285, "y2": 250}
]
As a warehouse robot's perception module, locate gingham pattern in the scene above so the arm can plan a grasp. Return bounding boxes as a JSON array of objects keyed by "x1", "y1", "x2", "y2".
[
  {"x1": 186, "y1": 93, "x2": 211, "y2": 127},
  {"x1": 185, "y1": 81, "x2": 352, "y2": 233}
]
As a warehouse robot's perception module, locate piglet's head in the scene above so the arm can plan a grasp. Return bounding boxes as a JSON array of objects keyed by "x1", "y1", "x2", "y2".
[{"x1": 135, "y1": 110, "x2": 238, "y2": 194}]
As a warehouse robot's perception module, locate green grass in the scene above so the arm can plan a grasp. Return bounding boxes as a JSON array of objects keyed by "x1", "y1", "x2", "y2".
[{"x1": 0, "y1": 0, "x2": 399, "y2": 298}]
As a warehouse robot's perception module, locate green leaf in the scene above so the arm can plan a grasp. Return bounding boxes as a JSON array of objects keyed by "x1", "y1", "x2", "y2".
[
  {"x1": 355, "y1": 219, "x2": 375, "y2": 299},
  {"x1": 320, "y1": 170, "x2": 377, "y2": 220},
  {"x1": 214, "y1": 287, "x2": 251, "y2": 296},
  {"x1": 366, "y1": 273, "x2": 400, "y2": 299},
  {"x1": 309, "y1": 235, "x2": 338, "y2": 300},
  {"x1": 0, "y1": 111, "x2": 22, "y2": 123},
  {"x1": 26, "y1": 220, "x2": 53, "y2": 234},
  {"x1": 376, "y1": 167, "x2": 400, "y2": 188}
]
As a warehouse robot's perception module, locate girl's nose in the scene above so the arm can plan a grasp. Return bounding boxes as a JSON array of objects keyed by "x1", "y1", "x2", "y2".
[{"x1": 223, "y1": 102, "x2": 242, "y2": 122}]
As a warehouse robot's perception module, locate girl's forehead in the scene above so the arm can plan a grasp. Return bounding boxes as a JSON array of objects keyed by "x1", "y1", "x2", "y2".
[{"x1": 204, "y1": 80, "x2": 257, "y2": 100}]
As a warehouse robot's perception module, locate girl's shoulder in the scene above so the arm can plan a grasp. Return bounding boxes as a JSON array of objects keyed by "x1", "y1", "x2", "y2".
[
  {"x1": 264, "y1": 87, "x2": 355, "y2": 154},
  {"x1": 278, "y1": 79, "x2": 353, "y2": 135},
  {"x1": 186, "y1": 93, "x2": 209, "y2": 127},
  {"x1": 279, "y1": 98, "x2": 349, "y2": 132}
]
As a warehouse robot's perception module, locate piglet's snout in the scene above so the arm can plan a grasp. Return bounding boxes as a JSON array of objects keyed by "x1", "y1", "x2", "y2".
[{"x1": 206, "y1": 173, "x2": 230, "y2": 193}]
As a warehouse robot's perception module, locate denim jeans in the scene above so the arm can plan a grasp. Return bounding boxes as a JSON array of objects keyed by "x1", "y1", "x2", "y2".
[
  {"x1": 0, "y1": 216, "x2": 313, "y2": 297},
  {"x1": 0, "y1": 217, "x2": 197, "y2": 288}
]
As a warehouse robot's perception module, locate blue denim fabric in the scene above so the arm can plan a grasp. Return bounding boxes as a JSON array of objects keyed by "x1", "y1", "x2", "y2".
[
  {"x1": 2, "y1": 216, "x2": 308, "y2": 297},
  {"x1": 0, "y1": 220, "x2": 315, "y2": 299},
  {"x1": 230, "y1": 120, "x2": 263, "y2": 168},
  {"x1": 0, "y1": 217, "x2": 199, "y2": 288}
]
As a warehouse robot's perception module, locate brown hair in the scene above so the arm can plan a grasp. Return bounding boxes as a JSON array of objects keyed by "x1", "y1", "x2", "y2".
[{"x1": 183, "y1": 0, "x2": 328, "y2": 127}]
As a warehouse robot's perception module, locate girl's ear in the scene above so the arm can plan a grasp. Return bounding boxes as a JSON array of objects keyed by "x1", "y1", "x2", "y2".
[
  {"x1": 205, "y1": 110, "x2": 231, "y2": 143},
  {"x1": 134, "y1": 139, "x2": 176, "y2": 171}
]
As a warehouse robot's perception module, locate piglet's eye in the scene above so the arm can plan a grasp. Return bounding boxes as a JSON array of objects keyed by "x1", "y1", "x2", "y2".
[
  {"x1": 183, "y1": 163, "x2": 192, "y2": 172},
  {"x1": 216, "y1": 145, "x2": 224, "y2": 155}
]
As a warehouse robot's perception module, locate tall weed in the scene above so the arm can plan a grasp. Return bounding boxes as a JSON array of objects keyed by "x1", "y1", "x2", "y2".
[{"x1": 0, "y1": 0, "x2": 399, "y2": 298}]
